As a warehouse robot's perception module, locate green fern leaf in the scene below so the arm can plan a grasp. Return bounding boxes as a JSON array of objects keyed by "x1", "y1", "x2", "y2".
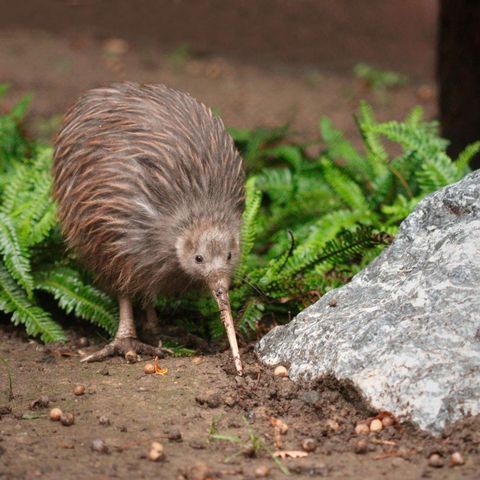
[
  {"x1": 0, "y1": 212, "x2": 33, "y2": 296},
  {"x1": 35, "y1": 266, "x2": 118, "y2": 337},
  {"x1": 0, "y1": 261, "x2": 65, "y2": 342},
  {"x1": 454, "y1": 141, "x2": 480, "y2": 178}
]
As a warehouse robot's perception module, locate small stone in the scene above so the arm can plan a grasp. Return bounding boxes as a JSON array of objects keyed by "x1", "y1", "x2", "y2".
[
  {"x1": 187, "y1": 462, "x2": 210, "y2": 480},
  {"x1": 73, "y1": 384, "x2": 85, "y2": 396},
  {"x1": 148, "y1": 441, "x2": 165, "y2": 461},
  {"x1": 301, "y1": 438, "x2": 317, "y2": 452},
  {"x1": 328, "y1": 298, "x2": 337, "y2": 307},
  {"x1": 355, "y1": 423, "x2": 370, "y2": 435},
  {"x1": 125, "y1": 350, "x2": 138, "y2": 364},
  {"x1": 98, "y1": 415, "x2": 110, "y2": 426},
  {"x1": 191, "y1": 356, "x2": 203, "y2": 365},
  {"x1": 369, "y1": 419, "x2": 383, "y2": 433},
  {"x1": 189, "y1": 440, "x2": 206, "y2": 450},
  {"x1": 450, "y1": 451, "x2": 464, "y2": 466},
  {"x1": 49, "y1": 407, "x2": 63, "y2": 421},
  {"x1": 195, "y1": 392, "x2": 221, "y2": 409},
  {"x1": 78, "y1": 337, "x2": 89, "y2": 347},
  {"x1": 255, "y1": 465, "x2": 270, "y2": 477},
  {"x1": 91, "y1": 438, "x2": 109, "y2": 454},
  {"x1": 381, "y1": 415, "x2": 395, "y2": 428},
  {"x1": 30, "y1": 396, "x2": 50, "y2": 409},
  {"x1": 167, "y1": 430, "x2": 182, "y2": 442},
  {"x1": 354, "y1": 439, "x2": 368, "y2": 454},
  {"x1": 326, "y1": 419, "x2": 340, "y2": 432},
  {"x1": 274, "y1": 365, "x2": 288, "y2": 377},
  {"x1": 60, "y1": 412, "x2": 75, "y2": 426},
  {"x1": 144, "y1": 363, "x2": 155, "y2": 374},
  {"x1": 224, "y1": 396, "x2": 236, "y2": 407},
  {"x1": 428, "y1": 453, "x2": 444, "y2": 468}
]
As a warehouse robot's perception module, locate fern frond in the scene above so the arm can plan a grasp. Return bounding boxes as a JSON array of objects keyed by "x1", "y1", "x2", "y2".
[
  {"x1": 35, "y1": 266, "x2": 118, "y2": 337},
  {"x1": 454, "y1": 141, "x2": 480, "y2": 178},
  {"x1": 0, "y1": 212, "x2": 33, "y2": 296},
  {"x1": 0, "y1": 261, "x2": 65, "y2": 342},
  {"x1": 416, "y1": 155, "x2": 458, "y2": 194},
  {"x1": 235, "y1": 176, "x2": 262, "y2": 281}
]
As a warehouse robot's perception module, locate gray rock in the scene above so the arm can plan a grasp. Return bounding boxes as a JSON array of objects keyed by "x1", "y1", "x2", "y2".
[{"x1": 257, "y1": 171, "x2": 480, "y2": 433}]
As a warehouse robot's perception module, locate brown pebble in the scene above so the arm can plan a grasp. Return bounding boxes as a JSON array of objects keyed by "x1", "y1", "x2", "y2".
[
  {"x1": 125, "y1": 350, "x2": 138, "y2": 364},
  {"x1": 195, "y1": 392, "x2": 221, "y2": 409},
  {"x1": 369, "y1": 419, "x2": 383, "y2": 433},
  {"x1": 224, "y1": 396, "x2": 236, "y2": 407},
  {"x1": 355, "y1": 423, "x2": 370, "y2": 435},
  {"x1": 255, "y1": 465, "x2": 270, "y2": 478},
  {"x1": 326, "y1": 419, "x2": 340, "y2": 432},
  {"x1": 381, "y1": 415, "x2": 394, "y2": 428},
  {"x1": 98, "y1": 415, "x2": 110, "y2": 426},
  {"x1": 274, "y1": 365, "x2": 288, "y2": 377},
  {"x1": 187, "y1": 462, "x2": 210, "y2": 480},
  {"x1": 301, "y1": 438, "x2": 317, "y2": 452},
  {"x1": 428, "y1": 453, "x2": 444, "y2": 468},
  {"x1": 450, "y1": 451, "x2": 464, "y2": 466},
  {"x1": 168, "y1": 430, "x2": 182, "y2": 442},
  {"x1": 354, "y1": 439, "x2": 368, "y2": 454},
  {"x1": 30, "y1": 396, "x2": 50, "y2": 409},
  {"x1": 91, "y1": 438, "x2": 109, "y2": 454},
  {"x1": 328, "y1": 298, "x2": 337, "y2": 307},
  {"x1": 49, "y1": 407, "x2": 63, "y2": 421},
  {"x1": 148, "y1": 441, "x2": 165, "y2": 461},
  {"x1": 144, "y1": 363, "x2": 155, "y2": 374},
  {"x1": 73, "y1": 384, "x2": 85, "y2": 396},
  {"x1": 60, "y1": 412, "x2": 75, "y2": 426}
]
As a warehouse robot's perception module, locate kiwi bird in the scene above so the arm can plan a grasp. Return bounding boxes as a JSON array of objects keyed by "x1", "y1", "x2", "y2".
[{"x1": 53, "y1": 82, "x2": 245, "y2": 374}]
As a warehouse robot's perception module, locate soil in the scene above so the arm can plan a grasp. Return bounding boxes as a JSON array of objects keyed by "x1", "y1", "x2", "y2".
[
  {"x1": 1, "y1": 327, "x2": 479, "y2": 480},
  {"x1": 0, "y1": 23, "x2": 476, "y2": 480}
]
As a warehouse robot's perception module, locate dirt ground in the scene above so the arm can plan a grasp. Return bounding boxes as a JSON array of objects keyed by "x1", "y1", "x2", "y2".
[
  {"x1": 0, "y1": 326, "x2": 479, "y2": 480},
  {"x1": 1, "y1": 27, "x2": 477, "y2": 480}
]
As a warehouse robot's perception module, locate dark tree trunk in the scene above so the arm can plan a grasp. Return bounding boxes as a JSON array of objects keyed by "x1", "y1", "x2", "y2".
[{"x1": 438, "y1": 0, "x2": 480, "y2": 169}]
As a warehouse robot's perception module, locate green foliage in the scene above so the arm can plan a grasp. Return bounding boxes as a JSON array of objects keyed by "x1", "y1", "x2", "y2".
[
  {"x1": 354, "y1": 63, "x2": 408, "y2": 92},
  {"x1": 0, "y1": 86, "x2": 476, "y2": 344}
]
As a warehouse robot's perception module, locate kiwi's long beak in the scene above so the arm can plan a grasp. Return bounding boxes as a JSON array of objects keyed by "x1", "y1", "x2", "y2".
[{"x1": 211, "y1": 283, "x2": 243, "y2": 376}]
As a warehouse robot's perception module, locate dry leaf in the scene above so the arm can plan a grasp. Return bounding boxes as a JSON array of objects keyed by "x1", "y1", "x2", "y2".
[
  {"x1": 273, "y1": 450, "x2": 308, "y2": 459},
  {"x1": 154, "y1": 356, "x2": 168, "y2": 375}
]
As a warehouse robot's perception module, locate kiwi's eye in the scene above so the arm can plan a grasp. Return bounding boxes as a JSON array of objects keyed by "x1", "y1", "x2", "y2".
[
  {"x1": 195, "y1": 255, "x2": 204, "y2": 264},
  {"x1": 227, "y1": 252, "x2": 232, "y2": 261}
]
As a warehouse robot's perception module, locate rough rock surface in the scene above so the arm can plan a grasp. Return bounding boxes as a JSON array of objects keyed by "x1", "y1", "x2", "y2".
[{"x1": 257, "y1": 171, "x2": 480, "y2": 433}]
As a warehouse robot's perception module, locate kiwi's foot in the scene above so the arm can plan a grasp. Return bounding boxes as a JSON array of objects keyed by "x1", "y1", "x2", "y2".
[{"x1": 80, "y1": 337, "x2": 165, "y2": 363}]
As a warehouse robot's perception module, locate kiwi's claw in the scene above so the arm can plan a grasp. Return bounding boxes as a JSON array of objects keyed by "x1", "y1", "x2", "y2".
[{"x1": 80, "y1": 337, "x2": 165, "y2": 363}]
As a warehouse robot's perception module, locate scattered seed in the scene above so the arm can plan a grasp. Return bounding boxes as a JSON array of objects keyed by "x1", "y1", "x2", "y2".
[
  {"x1": 148, "y1": 441, "x2": 165, "y2": 462},
  {"x1": 73, "y1": 384, "x2": 85, "y2": 396},
  {"x1": 187, "y1": 462, "x2": 211, "y2": 480},
  {"x1": 60, "y1": 412, "x2": 75, "y2": 426},
  {"x1": 144, "y1": 363, "x2": 155, "y2": 374},
  {"x1": 450, "y1": 451, "x2": 464, "y2": 466},
  {"x1": 78, "y1": 337, "x2": 89, "y2": 347},
  {"x1": 30, "y1": 396, "x2": 50, "y2": 409},
  {"x1": 91, "y1": 438, "x2": 109, "y2": 454},
  {"x1": 301, "y1": 438, "x2": 317, "y2": 452},
  {"x1": 49, "y1": 408, "x2": 63, "y2": 421},
  {"x1": 98, "y1": 415, "x2": 110, "y2": 426},
  {"x1": 381, "y1": 416, "x2": 394, "y2": 428},
  {"x1": 369, "y1": 419, "x2": 383, "y2": 433},
  {"x1": 328, "y1": 298, "x2": 337, "y2": 307},
  {"x1": 255, "y1": 465, "x2": 270, "y2": 478},
  {"x1": 354, "y1": 439, "x2": 368, "y2": 454},
  {"x1": 428, "y1": 453, "x2": 444, "y2": 468},
  {"x1": 274, "y1": 365, "x2": 288, "y2": 377},
  {"x1": 125, "y1": 350, "x2": 138, "y2": 364},
  {"x1": 167, "y1": 430, "x2": 182, "y2": 442},
  {"x1": 355, "y1": 423, "x2": 370, "y2": 435},
  {"x1": 191, "y1": 356, "x2": 203, "y2": 365}
]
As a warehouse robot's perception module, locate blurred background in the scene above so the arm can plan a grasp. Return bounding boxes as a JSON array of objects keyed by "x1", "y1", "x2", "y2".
[{"x1": 0, "y1": 0, "x2": 477, "y2": 164}]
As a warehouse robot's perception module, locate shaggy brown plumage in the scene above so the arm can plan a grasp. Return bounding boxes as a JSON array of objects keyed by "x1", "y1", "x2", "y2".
[{"x1": 53, "y1": 82, "x2": 245, "y2": 372}]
